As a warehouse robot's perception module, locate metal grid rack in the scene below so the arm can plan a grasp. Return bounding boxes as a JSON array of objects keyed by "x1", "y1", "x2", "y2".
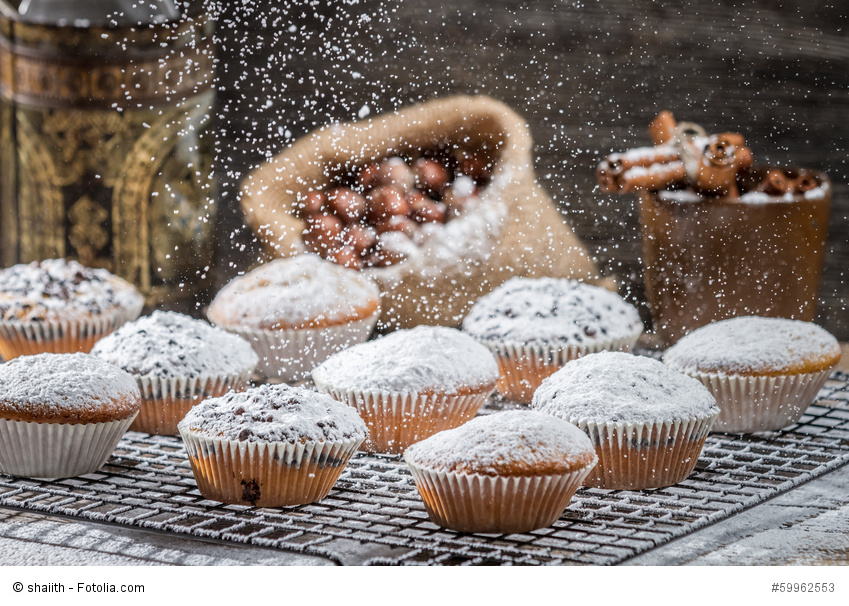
[{"x1": 1, "y1": 372, "x2": 848, "y2": 565}]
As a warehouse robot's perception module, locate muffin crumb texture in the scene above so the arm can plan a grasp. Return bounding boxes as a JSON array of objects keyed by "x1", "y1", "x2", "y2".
[
  {"x1": 312, "y1": 325, "x2": 499, "y2": 394},
  {"x1": 404, "y1": 410, "x2": 596, "y2": 476},
  {"x1": 180, "y1": 383, "x2": 367, "y2": 443},
  {"x1": 91, "y1": 311, "x2": 258, "y2": 378},
  {"x1": 663, "y1": 316, "x2": 841, "y2": 376},
  {"x1": 533, "y1": 351, "x2": 718, "y2": 425},
  {"x1": 462, "y1": 277, "x2": 642, "y2": 344},
  {"x1": 0, "y1": 352, "x2": 140, "y2": 422}
]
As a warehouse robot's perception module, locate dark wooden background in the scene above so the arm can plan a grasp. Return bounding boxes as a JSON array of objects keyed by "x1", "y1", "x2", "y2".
[{"x1": 209, "y1": 0, "x2": 849, "y2": 339}]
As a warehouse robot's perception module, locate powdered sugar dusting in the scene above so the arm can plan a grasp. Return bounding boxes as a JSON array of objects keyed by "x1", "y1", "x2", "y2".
[
  {"x1": 533, "y1": 351, "x2": 718, "y2": 424},
  {"x1": 462, "y1": 277, "x2": 643, "y2": 344},
  {"x1": 0, "y1": 259, "x2": 143, "y2": 322},
  {"x1": 179, "y1": 383, "x2": 366, "y2": 443},
  {"x1": 208, "y1": 254, "x2": 380, "y2": 329},
  {"x1": 91, "y1": 311, "x2": 258, "y2": 379},
  {"x1": 311, "y1": 325, "x2": 499, "y2": 394},
  {"x1": 663, "y1": 316, "x2": 841, "y2": 375},
  {"x1": 0, "y1": 353, "x2": 140, "y2": 418},
  {"x1": 404, "y1": 410, "x2": 595, "y2": 475}
]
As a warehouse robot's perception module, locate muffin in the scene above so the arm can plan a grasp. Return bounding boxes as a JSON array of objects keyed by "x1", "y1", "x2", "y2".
[
  {"x1": 0, "y1": 353, "x2": 140, "y2": 479},
  {"x1": 404, "y1": 410, "x2": 597, "y2": 534},
  {"x1": 207, "y1": 254, "x2": 380, "y2": 381},
  {"x1": 312, "y1": 325, "x2": 499, "y2": 454},
  {"x1": 462, "y1": 277, "x2": 643, "y2": 403},
  {"x1": 178, "y1": 383, "x2": 367, "y2": 507},
  {"x1": 0, "y1": 259, "x2": 144, "y2": 360},
  {"x1": 533, "y1": 351, "x2": 719, "y2": 490},
  {"x1": 91, "y1": 311, "x2": 259, "y2": 435},
  {"x1": 664, "y1": 316, "x2": 841, "y2": 433}
]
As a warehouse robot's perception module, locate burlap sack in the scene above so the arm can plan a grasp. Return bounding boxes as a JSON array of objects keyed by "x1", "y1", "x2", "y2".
[{"x1": 241, "y1": 95, "x2": 609, "y2": 329}]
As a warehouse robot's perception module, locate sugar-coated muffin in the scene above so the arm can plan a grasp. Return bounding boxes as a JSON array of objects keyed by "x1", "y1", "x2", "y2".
[
  {"x1": 207, "y1": 254, "x2": 380, "y2": 381},
  {"x1": 312, "y1": 325, "x2": 499, "y2": 453},
  {"x1": 404, "y1": 410, "x2": 597, "y2": 533},
  {"x1": 664, "y1": 316, "x2": 840, "y2": 432},
  {"x1": 533, "y1": 351, "x2": 719, "y2": 490},
  {"x1": 0, "y1": 352, "x2": 141, "y2": 478},
  {"x1": 91, "y1": 311, "x2": 259, "y2": 435},
  {"x1": 178, "y1": 383, "x2": 367, "y2": 507},
  {"x1": 462, "y1": 277, "x2": 643, "y2": 403},
  {"x1": 0, "y1": 259, "x2": 144, "y2": 360}
]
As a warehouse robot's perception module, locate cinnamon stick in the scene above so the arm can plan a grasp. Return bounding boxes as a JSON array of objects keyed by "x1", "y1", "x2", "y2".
[
  {"x1": 620, "y1": 161, "x2": 687, "y2": 192},
  {"x1": 695, "y1": 135, "x2": 741, "y2": 196},
  {"x1": 758, "y1": 170, "x2": 791, "y2": 195},
  {"x1": 793, "y1": 172, "x2": 819, "y2": 193},
  {"x1": 649, "y1": 111, "x2": 677, "y2": 145}
]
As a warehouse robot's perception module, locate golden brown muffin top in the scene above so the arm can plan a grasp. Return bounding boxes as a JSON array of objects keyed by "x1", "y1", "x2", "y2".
[
  {"x1": 664, "y1": 316, "x2": 841, "y2": 377},
  {"x1": 0, "y1": 353, "x2": 141, "y2": 424},
  {"x1": 207, "y1": 254, "x2": 380, "y2": 331},
  {"x1": 404, "y1": 411, "x2": 597, "y2": 477}
]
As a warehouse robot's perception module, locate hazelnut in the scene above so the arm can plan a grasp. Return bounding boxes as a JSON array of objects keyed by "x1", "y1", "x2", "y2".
[
  {"x1": 457, "y1": 150, "x2": 491, "y2": 182},
  {"x1": 366, "y1": 186, "x2": 410, "y2": 223},
  {"x1": 405, "y1": 190, "x2": 430, "y2": 209},
  {"x1": 366, "y1": 239, "x2": 406, "y2": 268},
  {"x1": 302, "y1": 213, "x2": 343, "y2": 255},
  {"x1": 411, "y1": 199, "x2": 447, "y2": 224},
  {"x1": 296, "y1": 190, "x2": 325, "y2": 218},
  {"x1": 374, "y1": 157, "x2": 415, "y2": 191},
  {"x1": 326, "y1": 187, "x2": 366, "y2": 223},
  {"x1": 413, "y1": 158, "x2": 451, "y2": 195},
  {"x1": 374, "y1": 215, "x2": 419, "y2": 237},
  {"x1": 328, "y1": 245, "x2": 363, "y2": 270},
  {"x1": 357, "y1": 163, "x2": 380, "y2": 190},
  {"x1": 341, "y1": 224, "x2": 378, "y2": 255}
]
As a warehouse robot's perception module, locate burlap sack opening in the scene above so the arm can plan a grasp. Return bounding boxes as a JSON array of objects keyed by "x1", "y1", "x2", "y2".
[{"x1": 241, "y1": 95, "x2": 610, "y2": 329}]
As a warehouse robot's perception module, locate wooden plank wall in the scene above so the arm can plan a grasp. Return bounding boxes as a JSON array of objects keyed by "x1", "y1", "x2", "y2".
[{"x1": 211, "y1": 0, "x2": 849, "y2": 339}]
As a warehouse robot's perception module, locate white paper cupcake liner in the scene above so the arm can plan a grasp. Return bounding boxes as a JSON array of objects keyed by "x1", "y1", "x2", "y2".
[
  {"x1": 685, "y1": 368, "x2": 833, "y2": 433},
  {"x1": 131, "y1": 370, "x2": 254, "y2": 435},
  {"x1": 0, "y1": 414, "x2": 137, "y2": 479},
  {"x1": 0, "y1": 300, "x2": 143, "y2": 360},
  {"x1": 179, "y1": 429, "x2": 363, "y2": 507},
  {"x1": 404, "y1": 457, "x2": 594, "y2": 534},
  {"x1": 313, "y1": 380, "x2": 492, "y2": 454},
  {"x1": 572, "y1": 413, "x2": 718, "y2": 490},
  {"x1": 218, "y1": 310, "x2": 379, "y2": 382},
  {"x1": 480, "y1": 331, "x2": 642, "y2": 404}
]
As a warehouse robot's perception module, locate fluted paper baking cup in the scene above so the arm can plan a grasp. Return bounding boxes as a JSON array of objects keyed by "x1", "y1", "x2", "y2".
[
  {"x1": 404, "y1": 457, "x2": 594, "y2": 534},
  {"x1": 573, "y1": 413, "x2": 718, "y2": 490},
  {"x1": 218, "y1": 310, "x2": 379, "y2": 381},
  {"x1": 131, "y1": 370, "x2": 254, "y2": 435},
  {"x1": 313, "y1": 381, "x2": 492, "y2": 454},
  {"x1": 0, "y1": 300, "x2": 143, "y2": 360},
  {"x1": 0, "y1": 414, "x2": 137, "y2": 479},
  {"x1": 480, "y1": 331, "x2": 642, "y2": 404},
  {"x1": 179, "y1": 430, "x2": 363, "y2": 507},
  {"x1": 685, "y1": 368, "x2": 832, "y2": 433}
]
